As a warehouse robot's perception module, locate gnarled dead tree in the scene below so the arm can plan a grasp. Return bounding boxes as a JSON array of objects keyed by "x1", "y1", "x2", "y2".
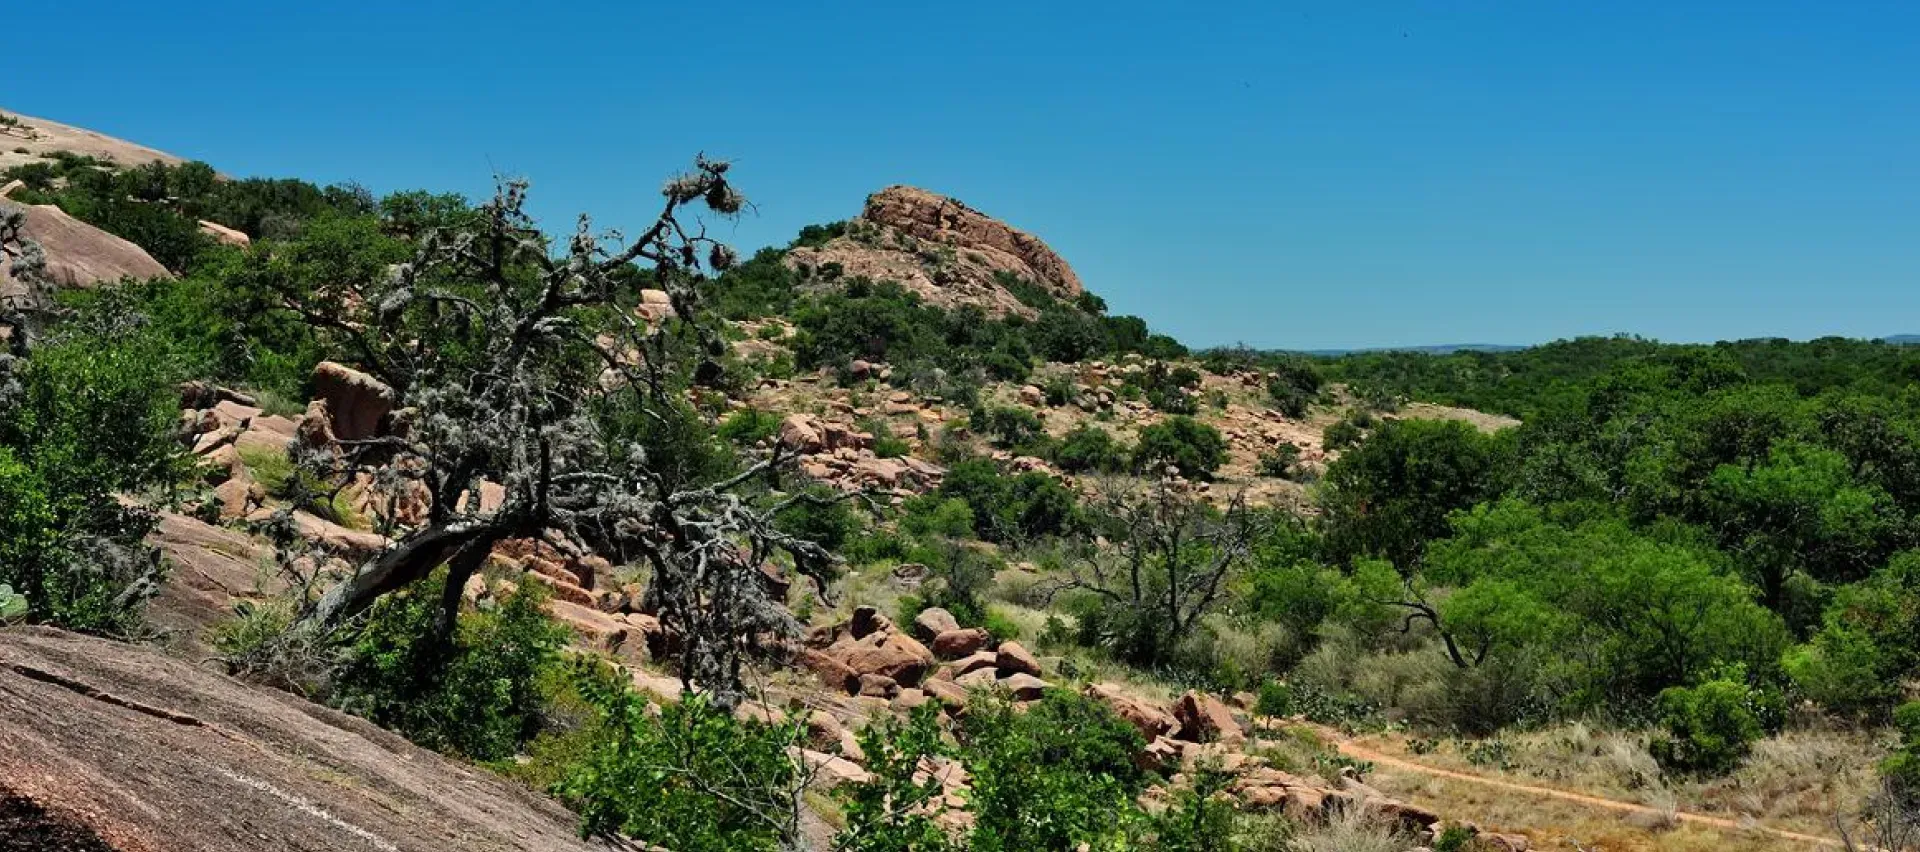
[
  {"x1": 278, "y1": 158, "x2": 835, "y2": 708},
  {"x1": 1043, "y1": 478, "x2": 1268, "y2": 666}
]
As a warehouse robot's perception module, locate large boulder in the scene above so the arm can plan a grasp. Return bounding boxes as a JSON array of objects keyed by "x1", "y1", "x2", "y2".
[
  {"x1": 310, "y1": 361, "x2": 395, "y2": 442},
  {"x1": 778, "y1": 413, "x2": 826, "y2": 453},
  {"x1": 861, "y1": 186, "x2": 1082, "y2": 298},
  {"x1": 1086, "y1": 682, "x2": 1179, "y2": 739},
  {"x1": 910, "y1": 607, "x2": 961, "y2": 642},
  {"x1": 830, "y1": 632, "x2": 935, "y2": 687},
  {"x1": 1, "y1": 201, "x2": 171, "y2": 290},
  {"x1": 994, "y1": 641, "x2": 1042, "y2": 677},
  {"x1": 931, "y1": 628, "x2": 991, "y2": 660},
  {"x1": 0, "y1": 626, "x2": 602, "y2": 851},
  {"x1": 1172, "y1": 690, "x2": 1245, "y2": 745}
]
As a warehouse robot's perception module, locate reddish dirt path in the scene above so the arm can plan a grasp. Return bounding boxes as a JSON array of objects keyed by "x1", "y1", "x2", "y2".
[{"x1": 1321, "y1": 732, "x2": 1842, "y2": 849}]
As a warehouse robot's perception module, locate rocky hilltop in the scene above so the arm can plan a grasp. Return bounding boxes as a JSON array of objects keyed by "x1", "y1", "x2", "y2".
[{"x1": 787, "y1": 185, "x2": 1083, "y2": 316}]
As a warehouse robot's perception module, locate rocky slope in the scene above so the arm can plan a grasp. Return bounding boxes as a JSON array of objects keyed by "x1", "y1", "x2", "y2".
[
  {"x1": 0, "y1": 107, "x2": 185, "y2": 174},
  {"x1": 0, "y1": 627, "x2": 602, "y2": 852},
  {"x1": 786, "y1": 185, "x2": 1083, "y2": 316}
]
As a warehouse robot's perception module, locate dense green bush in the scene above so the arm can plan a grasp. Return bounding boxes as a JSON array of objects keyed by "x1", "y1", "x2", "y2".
[
  {"x1": 938, "y1": 458, "x2": 1080, "y2": 542},
  {"x1": 1052, "y1": 424, "x2": 1130, "y2": 474},
  {"x1": 1132, "y1": 416, "x2": 1228, "y2": 479},
  {"x1": 1256, "y1": 443, "x2": 1302, "y2": 479},
  {"x1": 962, "y1": 689, "x2": 1147, "y2": 852},
  {"x1": 1265, "y1": 361, "x2": 1323, "y2": 419},
  {"x1": 558, "y1": 686, "x2": 806, "y2": 851},
  {"x1": 974, "y1": 405, "x2": 1050, "y2": 456},
  {"x1": 0, "y1": 321, "x2": 187, "y2": 633},
  {"x1": 330, "y1": 572, "x2": 568, "y2": 761},
  {"x1": 717, "y1": 407, "x2": 783, "y2": 445},
  {"x1": 1318, "y1": 418, "x2": 1512, "y2": 569},
  {"x1": 1786, "y1": 551, "x2": 1920, "y2": 718},
  {"x1": 1648, "y1": 677, "x2": 1767, "y2": 776},
  {"x1": 835, "y1": 705, "x2": 956, "y2": 852}
]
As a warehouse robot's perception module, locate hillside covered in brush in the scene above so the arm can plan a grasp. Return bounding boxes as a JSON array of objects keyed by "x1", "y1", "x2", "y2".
[{"x1": 2, "y1": 106, "x2": 1920, "y2": 852}]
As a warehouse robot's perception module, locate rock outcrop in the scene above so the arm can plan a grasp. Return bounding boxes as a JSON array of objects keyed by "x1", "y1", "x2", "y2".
[
  {"x1": 0, "y1": 626, "x2": 600, "y2": 852},
  {"x1": 785, "y1": 186, "x2": 1083, "y2": 317},
  {"x1": 0, "y1": 201, "x2": 171, "y2": 290}
]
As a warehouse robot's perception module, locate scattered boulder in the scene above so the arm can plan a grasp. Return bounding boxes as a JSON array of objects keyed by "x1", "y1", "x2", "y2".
[
  {"x1": 931, "y1": 628, "x2": 991, "y2": 660},
  {"x1": 1172, "y1": 691, "x2": 1245, "y2": 745},
  {"x1": 778, "y1": 413, "x2": 825, "y2": 453},
  {"x1": 0, "y1": 200, "x2": 171, "y2": 289},
  {"x1": 197, "y1": 219, "x2": 251, "y2": 247},
  {"x1": 831, "y1": 632, "x2": 934, "y2": 687},
  {"x1": 998, "y1": 672, "x2": 1052, "y2": 701},
  {"x1": 1086, "y1": 683, "x2": 1179, "y2": 739},
  {"x1": 310, "y1": 361, "x2": 394, "y2": 442},
  {"x1": 910, "y1": 606, "x2": 961, "y2": 642},
  {"x1": 994, "y1": 641, "x2": 1042, "y2": 677}
]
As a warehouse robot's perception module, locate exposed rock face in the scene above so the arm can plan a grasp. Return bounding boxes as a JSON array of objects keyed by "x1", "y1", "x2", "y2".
[
  {"x1": 197, "y1": 220, "x2": 251, "y2": 247},
  {"x1": 785, "y1": 185, "x2": 1084, "y2": 317},
  {"x1": 0, "y1": 201, "x2": 171, "y2": 290},
  {"x1": 310, "y1": 361, "x2": 395, "y2": 442},
  {"x1": 0, "y1": 626, "x2": 600, "y2": 852}
]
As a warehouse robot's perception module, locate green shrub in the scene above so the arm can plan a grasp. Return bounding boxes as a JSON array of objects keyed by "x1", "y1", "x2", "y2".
[
  {"x1": 962, "y1": 690, "x2": 1147, "y2": 852},
  {"x1": 0, "y1": 584, "x2": 27, "y2": 623},
  {"x1": 1266, "y1": 362, "x2": 1323, "y2": 419},
  {"x1": 1881, "y1": 701, "x2": 1920, "y2": 805},
  {"x1": 976, "y1": 406, "x2": 1050, "y2": 455},
  {"x1": 1255, "y1": 680, "x2": 1295, "y2": 717},
  {"x1": 938, "y1": 458, "x2": 1080, "y2": 543},
  {"x1": 1052, "y1": 424, "x2": 1129, "y2": 474},
  {"x1": 1257, "y1": 443, "x2": 1302, "y2": 479},
  {"x1": 717, "y1": 408, "x2": 783, "y2": 445},
  {"x1": 330, "y1": 572, "x2": 568, "y2": 761},
  {"x1": 1133, "y1": 416, "x2": 1228, "y2": 479},
  {"x1": 558, "y1": 686, "x2": 806, "y2": 852},
  {"x1": 1648, "y1": 677, "x2": 1765, "y2": 776},
  {"x1": 899, "y1": 495, "x2": 977, "y2": 540},
  {"x1": 835, "y1": 705, "x2": 957, "y2": 852},
  {"x1": 1322, "y1": 418, "x2": 1364, "y2": 451},
  {"x1": 1145, "y1": 766, "x2": 1237, "y2": 852},
  {"x1": 773, "y1": 487, "x2": 861, "y2": 556}
]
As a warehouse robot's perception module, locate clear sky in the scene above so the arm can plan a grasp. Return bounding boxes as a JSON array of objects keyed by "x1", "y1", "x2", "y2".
[{"x1": 9, "y1": 2, "x2": 1918, "y2": 350}]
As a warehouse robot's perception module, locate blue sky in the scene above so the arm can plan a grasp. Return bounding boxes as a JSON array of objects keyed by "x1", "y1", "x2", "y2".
[{"x1": 9, "y1": 2, "x2": 1919, "y2": 349}]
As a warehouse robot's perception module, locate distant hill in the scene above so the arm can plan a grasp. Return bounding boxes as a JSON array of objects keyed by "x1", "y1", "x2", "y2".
[
  {"x1": 1297, "y1": 343, "x2": 1528, "y2": 357},
  {"x1": 1884, "y1": 335, "x2": 1920, "y2": 345}
]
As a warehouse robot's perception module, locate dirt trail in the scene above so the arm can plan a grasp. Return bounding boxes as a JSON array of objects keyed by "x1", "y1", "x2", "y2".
[{"x1": 1320, "y1": 732, "x2": 1840, "y2": 849}]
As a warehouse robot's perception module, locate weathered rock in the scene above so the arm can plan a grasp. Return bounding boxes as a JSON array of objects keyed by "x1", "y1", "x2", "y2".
[
  {"x1": 295, "y1": 399, "x2": 336, "y2": 451},
  {"x1": 951, "y1": 650, "x2": 999, "y2": 677},
  {"x1": 858, "y1": 673, "x2": 900, "y2": 698},
  {"x1": 197, "y1": 219, "x2": 251, "y2": 247},
  {"x1": 784, "y1": 186, "x2": 1084, "y2": 317},
  {"x1": 931, "y1": 627, "x2": 991, "y2": 660},
  {"x1": 1, "y1": 201, "x2": 171, "y2": 289},
  {"x1": 849, "y1": 604, "x2": 887, "y2": 640},
  {"x1": 955, "y1": 667, "x2": 1000, "y2": 691},
  {"x1": 545, "y1": 599, "x2": 631, "y2": 658},
  {"x1": 778, "y1": 413, "x2": 825, "y2": 453},
  {"x1": 1086, "y1": 682, "x2": 1179, "y2": 739},
  {"x1": 0, "y1": 626, "x2": 603, "y2": 852},
  {"x1": 310, "y1": 361, "x2": 395, "y2": 442},
  {"x1": 994, "y1": 640, "x2": 1042, "y2": 677},
  {"x1": 798, "y1": 647, "x2": 862, "y2": 694},
  {"x1": 910, "y1": 606, "x2": 961, "y2": 641},
  {"x1": 998, "y1": 672, "x2": 1052, "y2": 701},
  {"x1": 1019, "y1": 384, "x2": 1045, "y2": 407},
  {"x1": 831, "y1": 632, "x2": 934, "y2": 686},
  {"x1": 922, "y1": 677, "x2": 970, "y2": 711},
  {"x1": 1172, "y1": 691, "x2": 1245, "y2": 745}
]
